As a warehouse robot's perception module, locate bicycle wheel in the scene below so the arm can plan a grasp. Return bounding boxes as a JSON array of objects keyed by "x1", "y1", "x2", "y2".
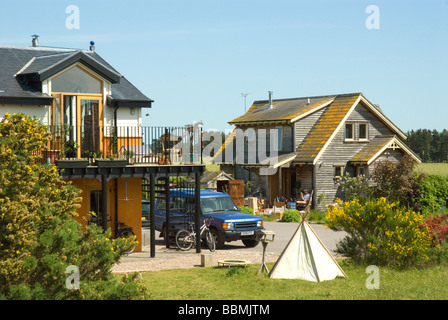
[
  {"x1": 120, "y1": 229, "x2": 136, "y2": 254},
  {"x1": 205, "y1": 229, "x2": 216, "y2": 252},
  {"x1": 175, "y1": 229, "x2": 194, "y2": 251}
]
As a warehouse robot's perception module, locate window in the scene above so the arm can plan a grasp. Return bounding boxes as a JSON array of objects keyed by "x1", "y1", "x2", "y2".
[
  {"x1": 274, "y1": 127, "x2": 283, "y2": 151},
  {"x1": 345, "y1": 122, "x2": 369, "y2": 141},
  {"x1": 334, "y1": 166, "x2": 344, "y2": 177},
  {"x1": 345, "y1": 123, "x2": 354, "y2": 140},
  {"x1": 357, "y1": 166, "x2": 366, "y2": 177},
  {"x1": 359, "y1": 123, "x2": 368, "y2": 140},
  {"x1": 52, "y1": 66, "x2": 102, "y2": 93}
]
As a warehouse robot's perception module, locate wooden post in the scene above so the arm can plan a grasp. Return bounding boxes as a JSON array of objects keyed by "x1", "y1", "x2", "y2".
[
  {"x1": 150, "y1": 173, "x2": 156, "y2": 258},
  {"x1": 195, "y1": 171, "x2": 201, "y2": 253},
  {"x1": 101, "y1": 173, "x2": 108, "y2": 232}
]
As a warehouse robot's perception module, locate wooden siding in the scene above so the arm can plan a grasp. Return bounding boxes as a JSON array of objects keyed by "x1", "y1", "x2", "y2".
[{"x1": 313, "y1": 101, "x2": 404, "y2": 210}]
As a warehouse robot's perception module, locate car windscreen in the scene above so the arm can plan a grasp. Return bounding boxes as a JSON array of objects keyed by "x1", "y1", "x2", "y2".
[{"x1": 200, "y1": 196, "x2": 238, "y2": 214}]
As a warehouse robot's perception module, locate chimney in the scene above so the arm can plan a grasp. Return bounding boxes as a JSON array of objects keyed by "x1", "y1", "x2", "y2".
[
  {"x1": 268, "y1": 91, "x2": 274, "y2": 109},
  {"x1": 31, "y1": 34, "x2": 39, "y2": 47},
  {"x1": 89, "y1": 40, "x2": 95, "y2": 52}
]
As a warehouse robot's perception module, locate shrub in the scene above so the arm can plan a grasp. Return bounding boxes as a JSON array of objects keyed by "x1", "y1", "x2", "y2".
[
  {"x1": 423, "y1": 213, "x2": 448, "y2": 245},
  {"x1": 0, "y1": 113, "x2": 147, "y2": 299},
  {"x1": 415, "y1": 175, "x2": 448, "y2": 215},
  {"x1": 334, "y1": 174, "x2": 372, "y2": 202},
  {"x1": 238, "y1": 206, "x2": 254, "y2": 215},
  {"x1": 326, "y1": 198, "x2": 432, "y2": 268},
  {"x1": 422, "y1": 213, "x2": 448, "y2": 265},
  {"x1": 281, "y1": 209, "x2": 302, "y2": 223},
  {"x1": 370, "y1": 154, "x2": 424, "y2": 210}
]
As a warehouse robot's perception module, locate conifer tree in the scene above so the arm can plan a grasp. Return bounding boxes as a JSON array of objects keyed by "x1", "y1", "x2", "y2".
[{"x1": 0, "y1": 113, "x2": 147, "y2": 299}]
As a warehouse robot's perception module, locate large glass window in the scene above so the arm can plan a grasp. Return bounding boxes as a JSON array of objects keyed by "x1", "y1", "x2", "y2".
[{"x1": 52, "y1": 66, "x2": 102, "y2": 93}]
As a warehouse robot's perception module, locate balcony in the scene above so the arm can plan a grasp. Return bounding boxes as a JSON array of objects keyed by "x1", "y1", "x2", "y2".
[{"x1": 38, "y1": 125, "x2": 203, "y2": 167}]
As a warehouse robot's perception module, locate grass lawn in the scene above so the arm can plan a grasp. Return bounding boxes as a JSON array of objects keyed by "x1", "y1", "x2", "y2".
[
  {"x1": 417, "y1": 163, "x2": 448, "y2": 177},
  {"x1": 140, "y1": 261, "x2": 448, "y2": 300}
]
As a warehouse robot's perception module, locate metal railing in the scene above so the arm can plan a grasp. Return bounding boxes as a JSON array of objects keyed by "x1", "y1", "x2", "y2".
[{"x1": 39, "y1": 124, "x2": 203, "y2": 165}]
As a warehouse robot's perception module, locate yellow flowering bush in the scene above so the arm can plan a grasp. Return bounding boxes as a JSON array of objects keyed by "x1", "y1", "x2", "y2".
[{"x1": 326, "y1": 198, "x2": 432, "y2": 268}]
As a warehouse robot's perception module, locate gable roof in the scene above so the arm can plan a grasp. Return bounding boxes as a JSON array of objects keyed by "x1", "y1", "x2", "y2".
[
  {"x1": 352, "y1": 135, "x2": 421, "y2": 164},
  {"x1": 0, "y1": 45, "x2": 153, "y2": 107},
  {"x1": 16, "y1": 50, "x2": 121, "y2": 83},
  {"x1": 229, "y1": 94, "x2": 336, "y2": 125},
  {"x1": 295, "y1": 93, "x2": 361, "y2": 164}
]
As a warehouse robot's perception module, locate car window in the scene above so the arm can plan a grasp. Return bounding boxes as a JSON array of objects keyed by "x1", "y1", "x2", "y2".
[{"x1": 200, "y1": 196, "x2": 238, "y2": 213}]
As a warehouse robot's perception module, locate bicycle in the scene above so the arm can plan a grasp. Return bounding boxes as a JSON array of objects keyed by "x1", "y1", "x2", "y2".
[
  {"x1": 175, "y1": 217, "x2": 216, "y2": 252},
  {"x1": 116, "y1": 222, "x2": 137, "y2": 254}
]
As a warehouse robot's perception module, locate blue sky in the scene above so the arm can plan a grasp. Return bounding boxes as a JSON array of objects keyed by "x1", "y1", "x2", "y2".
[{"x1": 1, "y1": 0, "x2": 447, "y2": 132}]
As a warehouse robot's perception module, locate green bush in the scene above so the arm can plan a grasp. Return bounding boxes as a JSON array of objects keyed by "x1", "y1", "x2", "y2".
[
  {"x1": 238, "y1": 206, "x2": 254, "y2": 215},
  {"x1": 416, "y1": 175, "x2": 448, "y2": 216},
  {"x1": 308, "y1": 210, "x2": 327, "y2": 222},
  {"x1": 0, "y1": 113, "x2": 147, "y2": 300},
  {"x1": 281, "y1": 209, "x2": 302, "y2": 223}
]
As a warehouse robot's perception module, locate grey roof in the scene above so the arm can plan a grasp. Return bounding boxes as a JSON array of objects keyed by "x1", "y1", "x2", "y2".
[{"x1": 0, "y1": 45, "x2": 153, "y2": 107}]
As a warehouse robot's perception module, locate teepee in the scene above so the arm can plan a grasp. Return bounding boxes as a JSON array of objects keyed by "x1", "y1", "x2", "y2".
[{"x1": 269, "y1": 209, "x2": 347, "y2": 282}]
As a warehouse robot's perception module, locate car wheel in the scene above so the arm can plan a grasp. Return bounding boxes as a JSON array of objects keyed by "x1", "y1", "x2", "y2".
[
  {"x1": 242, "y1": 239, "x2": 259, "y2": 247},
  {"x1": 210, "y1": 228, "x2": 225, "y2": 249}
]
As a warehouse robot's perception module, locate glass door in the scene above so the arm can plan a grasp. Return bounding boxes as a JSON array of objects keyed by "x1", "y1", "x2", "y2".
[{"x1": 79, "y1": 97, "x2": 101, "y2": 157}]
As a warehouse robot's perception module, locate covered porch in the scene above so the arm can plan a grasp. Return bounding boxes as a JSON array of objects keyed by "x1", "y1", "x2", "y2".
[{"x1": 60, "y1": 163, "x2": 205, "y2": 257}]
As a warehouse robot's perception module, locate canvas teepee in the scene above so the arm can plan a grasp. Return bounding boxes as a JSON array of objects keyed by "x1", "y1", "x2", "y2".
[{"x1": 269, "y1": 208, "x2": 347, "y2": 282}]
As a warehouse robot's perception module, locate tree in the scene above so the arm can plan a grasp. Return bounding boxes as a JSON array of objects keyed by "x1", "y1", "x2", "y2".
[
  {"x1": 370, "y1": 154, "x2": 423, "y2": 210},
  {"x1": 0, "y1": 113, "x2": 147, "y2": 299},
  {"x1": 406, "y1": 129, "x2": 448, "y2": 163}
]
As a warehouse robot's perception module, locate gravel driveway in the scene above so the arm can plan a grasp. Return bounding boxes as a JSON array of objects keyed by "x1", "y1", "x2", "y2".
[{"x1": 111, "y1": 221, "x2": 346, "y2": 273}]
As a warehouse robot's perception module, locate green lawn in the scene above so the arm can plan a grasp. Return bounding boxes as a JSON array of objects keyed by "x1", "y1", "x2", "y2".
[
  {"x1": 140, "y1": 261, "x2": 448, "y2": 300},
  {"x1": 417, "y1": 163, "x2": 448, "y2": 177}
]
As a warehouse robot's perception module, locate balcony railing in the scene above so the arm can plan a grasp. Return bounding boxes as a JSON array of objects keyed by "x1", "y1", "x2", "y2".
[{"x1": 38, "y1": 125, "x2": 203, "y2": 165}]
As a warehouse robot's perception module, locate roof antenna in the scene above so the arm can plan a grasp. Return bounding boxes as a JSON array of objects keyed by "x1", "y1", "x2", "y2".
[{"x1": 31, "y1": 34, "x2": 39, "y2": 47}]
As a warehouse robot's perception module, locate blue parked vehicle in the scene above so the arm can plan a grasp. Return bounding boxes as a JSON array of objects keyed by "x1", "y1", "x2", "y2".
[{"x1": 154, "y1": 189, "x2": 264, "y2": 248}]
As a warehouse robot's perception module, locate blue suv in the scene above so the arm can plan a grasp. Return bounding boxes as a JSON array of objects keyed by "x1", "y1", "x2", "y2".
[{"x1": 154, "y1": 189, "x2": 264, "y2": 248}]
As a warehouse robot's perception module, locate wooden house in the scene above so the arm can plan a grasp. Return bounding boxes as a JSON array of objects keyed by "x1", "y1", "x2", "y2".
[{"x1": 219, "y1": 92, "x2": 420, "y2": 210}]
